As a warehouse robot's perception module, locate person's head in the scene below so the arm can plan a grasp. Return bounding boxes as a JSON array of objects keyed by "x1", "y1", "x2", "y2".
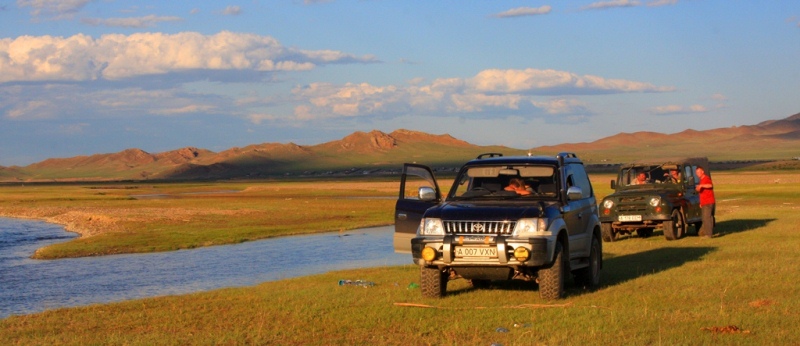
[
  {"x1": 636, "y1": 172, "x2": 646, "y2": 181},
  {"x1": 696, "y1": 167, "x2": 706, "y2": 177},
  {"x1": 509, "y1": 178, "x2": 523, "y2": 189},
  {"x1": 670, "y1": 169, "x2": 680, "y2": 177}
]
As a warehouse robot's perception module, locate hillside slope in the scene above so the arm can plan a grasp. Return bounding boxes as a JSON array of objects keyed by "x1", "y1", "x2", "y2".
[{"x1": 4, "y1": 113, "x2": 799, "y2": 182}]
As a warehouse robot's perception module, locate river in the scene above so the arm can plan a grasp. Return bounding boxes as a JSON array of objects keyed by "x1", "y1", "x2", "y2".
[{"x1": 0, "y1": 217, "x2": 409, "y2": 319}]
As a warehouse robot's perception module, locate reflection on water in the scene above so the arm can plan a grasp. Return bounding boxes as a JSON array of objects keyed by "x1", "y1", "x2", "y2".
[{"x1": 0, "y1": 218, "x2": 408, "y2": 319}]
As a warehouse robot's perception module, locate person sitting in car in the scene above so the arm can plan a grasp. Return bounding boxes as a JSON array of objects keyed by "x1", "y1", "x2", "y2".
[
  {"x1": 631, "y1": 172, "x2": 649, "y2": 185},
  {"x1": 504, "y1": 178, "x2": 532, "y2": 195},
  {"x1": 663, "y1": 169, "x2": 681, "y2": 183}
]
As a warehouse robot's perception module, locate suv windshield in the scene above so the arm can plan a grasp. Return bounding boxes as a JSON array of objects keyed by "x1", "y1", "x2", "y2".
[
  {"x1": 618, "y1": 164, "x2": 681, "y2": 186},
  {"x1": 449, "y1": 164, "x2": 559, "y2": 200}
]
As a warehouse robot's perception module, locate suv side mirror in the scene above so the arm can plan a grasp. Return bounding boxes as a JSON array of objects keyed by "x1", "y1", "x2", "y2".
[
  {"x1": 567, "y1": 186, "x2": 583, "y2": 200},
  {"x1": 419, "y1": 186, "x2": 437, "y2": 201},
  {"x1": 610, "y1": 180, "x2": 616, "y2": 189}
]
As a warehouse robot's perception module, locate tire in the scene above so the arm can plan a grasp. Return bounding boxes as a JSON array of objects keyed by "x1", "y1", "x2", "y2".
[
  {"x1": 601, "y1": 223, "x2": 616, "y2": 242},
  {"x1": 420, "y1": 266, "x2": 447, "y2": 298},
  {"x1": 539, "y1": 242, "x2": 566, "y2": 300},
  {"x1": 574, "y1": 237, "x2": 601, "y2": 289},
  {"x1": 663, "y1": 209, "x2": 685, "y2": 241}
]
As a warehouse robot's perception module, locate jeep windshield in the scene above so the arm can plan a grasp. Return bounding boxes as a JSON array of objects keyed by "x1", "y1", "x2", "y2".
[
  {"x1": 617, "y1": 164, "x2": 681, "y2": 187},
  {"x1": 448, "y1": 164, "x2": 558, "y2": 200}
]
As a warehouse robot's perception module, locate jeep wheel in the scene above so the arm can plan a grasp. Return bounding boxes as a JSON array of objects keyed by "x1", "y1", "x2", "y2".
[
  {"x1": 574, "y1": 237, "x2": 601, "y2": 289},
  {"x1": 663, "y1": 209, "x2": 686, "y2": 241},
  {"x1": 601, "y1": 223, "x2": 616, "y2": 242},
  {"x1": 420, "y1": 266, "x2": 447, "y2": 298},
  {"x1": 539, "y1": 242, "x2": 566, "y2": 300}
]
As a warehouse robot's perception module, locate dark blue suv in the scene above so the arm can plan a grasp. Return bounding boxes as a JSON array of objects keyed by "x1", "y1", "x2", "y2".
[{"x1": 393, "y1": 153, "x2": 602, "y2": 300}]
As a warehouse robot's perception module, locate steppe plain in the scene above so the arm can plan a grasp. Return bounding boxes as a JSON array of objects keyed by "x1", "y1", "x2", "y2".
[{"x1": 1, "y1": 169, "x2": 799, "y2": 345}]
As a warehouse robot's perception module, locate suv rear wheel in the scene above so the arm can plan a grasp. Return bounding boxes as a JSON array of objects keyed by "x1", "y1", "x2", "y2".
[
  {"x1": 574, "y1": 237, "x2": 601, "y2": 289},
  {"x1": 538, "y1": 242, "x2": 567, "y2": 300},
  {"x1": 420, "y1": 266, "x2": 447, "y2": 298}
]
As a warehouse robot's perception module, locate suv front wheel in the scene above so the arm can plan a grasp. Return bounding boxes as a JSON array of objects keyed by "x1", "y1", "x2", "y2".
[
  {"x1": 538, "y1": 242, "x2": 567, "y2": 300},
  {"x1": 420, "y1": 266, "x2": 447, "y2": 298}
]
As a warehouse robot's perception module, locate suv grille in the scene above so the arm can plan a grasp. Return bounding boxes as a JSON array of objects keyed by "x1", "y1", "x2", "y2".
[{"x1": 444, "y1": 221, "x2": 516, "y2": 235}]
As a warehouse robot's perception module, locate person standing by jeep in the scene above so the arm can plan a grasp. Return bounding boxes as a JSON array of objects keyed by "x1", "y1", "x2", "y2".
[{"x1": 695, "y1": 166, "x2": 715, "y2": 238}]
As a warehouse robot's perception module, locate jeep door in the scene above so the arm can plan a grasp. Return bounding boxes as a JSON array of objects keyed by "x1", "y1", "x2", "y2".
[
  {"x1": 562, "y1": 163, "x2": 595, "y2": 258},
  {"x1": 681, "y1": 164, "x2": 702, "y2": 223},
  {"x1": 394, "y1": 163, "x2": 441, "y2": 253}
]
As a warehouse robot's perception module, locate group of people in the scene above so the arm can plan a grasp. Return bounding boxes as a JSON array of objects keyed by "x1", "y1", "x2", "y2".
[
  {"x1": 503, "y1": 166, "x2": 715, "y2": 237},
  {"x1": 628, "y1": 167, "x2": 716, "y2": 238}
]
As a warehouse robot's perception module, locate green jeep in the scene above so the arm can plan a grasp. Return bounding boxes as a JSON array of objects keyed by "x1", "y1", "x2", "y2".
[{"x1": 598, "y1": 157, "x2": 709, "y2": 241}]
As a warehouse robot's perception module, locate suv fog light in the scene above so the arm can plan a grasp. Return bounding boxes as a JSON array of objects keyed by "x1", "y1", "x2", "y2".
[
  {"x1": 421, "y1": 247, "x2": 437, "y2": 261},
  {"x1": 513, "y1": 247, "x2": 530, "y2": 261}
]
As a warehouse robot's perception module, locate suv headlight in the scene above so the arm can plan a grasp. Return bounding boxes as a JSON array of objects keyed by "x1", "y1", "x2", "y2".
[
  {"x1": 419, "y1": 218, "x2": 444, "y2": 236},
  {"x1": 649, "y1": 197, "x2": 661, "y2": 207},
  {"x1": 602, "y1": 199, "x2": 614, "y2": 209},
  {"x1": 514, "y1": 218, "x2": 548, "y2": 235}
]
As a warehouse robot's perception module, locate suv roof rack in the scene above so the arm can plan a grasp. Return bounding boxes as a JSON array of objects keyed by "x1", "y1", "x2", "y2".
[
  {"x1": 476, "y1": 153, "x2": 503, "y2": 159},
  {"x1": 557, "y1": 152, "x2": 578, "y2": 159}
]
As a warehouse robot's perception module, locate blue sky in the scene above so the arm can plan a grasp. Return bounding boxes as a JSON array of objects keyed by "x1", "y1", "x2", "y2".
[{"x1": 1, "y1": 1, "x2": 798, "y2": 166}]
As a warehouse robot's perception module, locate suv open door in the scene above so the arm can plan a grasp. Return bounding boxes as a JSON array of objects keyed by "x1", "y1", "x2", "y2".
[{"x1": 393, "y1": 164, "x2": 441, "y2": 253}]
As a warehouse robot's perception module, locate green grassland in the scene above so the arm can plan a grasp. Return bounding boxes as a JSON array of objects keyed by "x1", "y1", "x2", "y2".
[
  {"x1": 1, "y1": 172, "x2": 800, "y2": 344},
  {"x1": 0, "y1": 180, "x2": 400, "y2": 258}
]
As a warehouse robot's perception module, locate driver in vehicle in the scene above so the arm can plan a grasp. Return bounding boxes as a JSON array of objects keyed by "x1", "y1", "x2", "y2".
[
  {"x1": 504, "y1": 178, "x2": 532, "y2": 195},
  {"x1": 631, "y1": 172, "x2": 649, "y2": 185},
  {"x1": 663, "y1": 169, "x2": 681, "y2": 183}
]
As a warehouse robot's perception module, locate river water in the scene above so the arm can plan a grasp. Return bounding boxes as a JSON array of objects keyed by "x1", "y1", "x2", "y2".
[{"x1": 0, "y1": 218, "x2": 409, "y2": 319}]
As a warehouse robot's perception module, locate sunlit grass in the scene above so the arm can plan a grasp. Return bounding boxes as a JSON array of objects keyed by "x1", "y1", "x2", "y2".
[
  {"x1": 0, "y1": 180, "x2": 398, "y2": 258},
  {"x1": 1, "y1": 171, "x2": 799, "y2": 344}
]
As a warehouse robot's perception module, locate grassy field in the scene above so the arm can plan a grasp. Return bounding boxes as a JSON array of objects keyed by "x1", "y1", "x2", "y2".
[
  {"x1": 0, "y1": 180, "x2": 399, "y2": 259},
  {"x1": 1, "y1": 172, "x2": 800, "y2": 344}
]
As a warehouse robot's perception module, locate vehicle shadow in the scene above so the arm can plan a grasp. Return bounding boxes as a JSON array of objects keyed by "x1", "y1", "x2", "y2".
[
  {"x1": 447, "y1": 246, "x2": 716, "y2": 298},
  {"x1": 592, "y1": 246, "x2": 715, "y2": 288},
  {"x1": 617, "y1": 218, "x2": 774, "y2": 240},
  {"x1": 686, "y1": 218, "x2": 775, "y2": 238}
]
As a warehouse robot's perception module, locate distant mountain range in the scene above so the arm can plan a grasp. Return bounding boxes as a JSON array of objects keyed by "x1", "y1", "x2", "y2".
[{"x1": 2, "y1": 113, "x2": 799, "y2": 182}]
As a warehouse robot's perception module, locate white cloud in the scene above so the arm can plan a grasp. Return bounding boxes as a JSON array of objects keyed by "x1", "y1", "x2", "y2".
[
  {"x1": 81, "y1": 15, "x2": 182, "y2": 28},
  {"x1": 150, "y1": 104, "x2": 216, "y2": 115},
  {"x1": 292, "y1": 68, "x2": 673, "y2": 120},
  {"x1": 492, "y1": 6, "x2": 552, "y2": 18},
  {"x1": 468, "y1": 68, "x2": 674, "y2": 94},
  {"x1": 647, "y1": 0, "x2": 678, "y2": 6},
  {"x1": 17, "y1": 0, "x2": 93, "y2": 19},
  {"x1": 649, "y1": 104, "x2": 708, "y2": 115},
  {"x1": 221, "y1": 6, "x2": 242, "y2": 16},
  {"x1": 532, "y1": 99, "x2": 589, "y2": 114},
  {"x1": 580, "y1": 0, "x2": 641, "y2": 11},
  {"x1": 247, "y1": 113, "x2": 278, "y2": 124},
  {"x1": 0, "y1": 31, "x2": 379, "y2": 83}
]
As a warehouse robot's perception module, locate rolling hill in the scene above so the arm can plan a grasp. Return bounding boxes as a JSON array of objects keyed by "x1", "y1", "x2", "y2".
[{"x1": 2, "y1": 113, "x2": 799, "y2": 182}]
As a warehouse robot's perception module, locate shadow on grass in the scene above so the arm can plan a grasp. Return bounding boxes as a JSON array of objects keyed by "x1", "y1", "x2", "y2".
[
  {"x1": 707, "y1": 218, "x2": 775, "y2": 238},
  {"x1": 445, "y1": 218, "x2": 773, "y2": 297},
  {"x1": 447, "y1": 246, "x2": 717, "y2": 298}
]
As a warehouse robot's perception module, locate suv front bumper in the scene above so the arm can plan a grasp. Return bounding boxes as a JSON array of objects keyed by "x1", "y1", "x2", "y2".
[{"x1": 411, "y1": 235, "x2": 550, "y2": 267}]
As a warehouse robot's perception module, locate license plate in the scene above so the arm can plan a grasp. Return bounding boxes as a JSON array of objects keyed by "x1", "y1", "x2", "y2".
[
  {"x1": 455, "y1": 246, "x2": 497, "y2": 258},
  {"x1": 618, "y1": 215, "x2": 642, "y2": 222}
]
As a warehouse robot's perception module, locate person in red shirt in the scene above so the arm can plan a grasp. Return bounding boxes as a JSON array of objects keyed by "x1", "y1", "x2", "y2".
[{"x1": 695, "y1": 166, "x2": 715, "y2": 238}]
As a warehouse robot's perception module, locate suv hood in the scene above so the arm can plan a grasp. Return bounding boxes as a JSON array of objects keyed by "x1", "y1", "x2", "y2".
[{"x1": 424, "y1": 201, "x2": 547, "y2": 221}]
